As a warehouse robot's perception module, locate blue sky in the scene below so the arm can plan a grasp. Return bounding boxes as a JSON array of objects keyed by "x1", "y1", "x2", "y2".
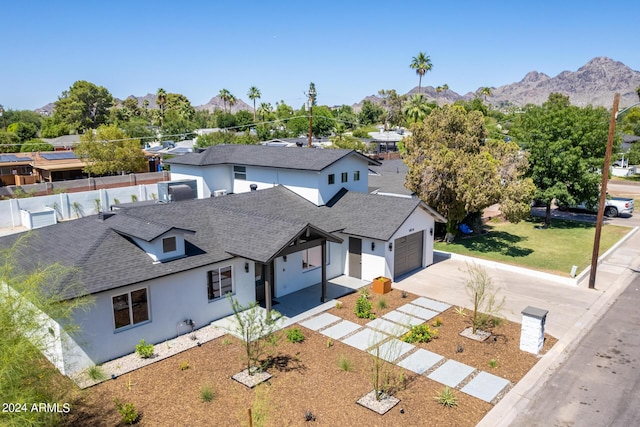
[{"x1": 2, "y1": 0, "x2": 639, "y2": 111}]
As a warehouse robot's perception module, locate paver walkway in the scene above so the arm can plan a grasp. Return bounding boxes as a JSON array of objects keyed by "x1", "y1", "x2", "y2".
[{"x1": 298, "y1": 296, "x2": 512, "y2": 404}]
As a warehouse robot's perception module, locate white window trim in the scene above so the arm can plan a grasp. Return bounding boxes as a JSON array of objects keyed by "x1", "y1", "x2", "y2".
[
  {"x1": 112, "y1": 287, "x2": 151, "y2": 332},
  {"x1": 207, "y1": 265, "x2": 234, "y2": 302},
  {"x1": 233, "y1": 165, "x2": 247, "y2": 180},
  {"x1": 302, "y1": 244, "x2": 330, "y2": 272}
]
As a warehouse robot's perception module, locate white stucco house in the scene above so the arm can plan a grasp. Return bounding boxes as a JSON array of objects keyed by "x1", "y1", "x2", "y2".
[{"x1": 1, "y1": 145, "x2": 444, "y2": 376}]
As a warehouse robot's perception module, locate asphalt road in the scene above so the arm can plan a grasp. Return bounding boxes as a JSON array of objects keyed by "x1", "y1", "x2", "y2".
[{"x1": 510, "y1": 273, "x2": 640, "y2": 427}]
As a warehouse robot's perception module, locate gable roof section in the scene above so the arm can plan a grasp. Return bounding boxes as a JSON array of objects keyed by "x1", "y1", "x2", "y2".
[
  {"x1": 166, "y1": 144, "x2": 379, "y2": 170},
  {"x1": 0, "y1": 186, "x2": 442, "y2": 299},
  {"x1": 368, "y1": 159, "x2": 414, "y2": 197}
]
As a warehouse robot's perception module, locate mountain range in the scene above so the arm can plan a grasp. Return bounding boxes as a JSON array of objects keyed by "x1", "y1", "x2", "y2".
[{"x1": 35, "y1": 57, "x2": 640, "y2": 115}]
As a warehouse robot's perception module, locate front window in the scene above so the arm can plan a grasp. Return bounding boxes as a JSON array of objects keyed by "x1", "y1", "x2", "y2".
[
  {"x1": 162, "y1": 236, "x2": 177, "y2": 253},
  {"x1": 113, "y1": 288, "x2": 149, "y2": 330},
  {"x1": 341, "y1": 172, "x2": 348, "y2": 183},
  {"x1": 328, "y1": 174, "x2": 335, "y2": 185},
  {"x1": 234, "y1": 165, "x2": 247, "y2": 180},
  {"x1": 208, "y1": 266, "x2": 233, "y2": 301},
  {"x1": 354, "y1": 171, "x2": 360, "y2": 181}
]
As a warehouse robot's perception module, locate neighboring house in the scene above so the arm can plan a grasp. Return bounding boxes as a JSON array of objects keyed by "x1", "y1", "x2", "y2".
[
  {"x1": 1, "y1": 145, "x2": 444, "y2": 375},
  {"x1": 41, "y1": 134, "x2": 82, "y2": 151},
  {"x1": 368, "y1": 158, "x2": 414, "y2": 198},
  {"x1": 0, "y1": 151, "x2": 86, "y2": 184},
  {"x1": 167, "y1": 144, "x2": 372, "y2": 205}
]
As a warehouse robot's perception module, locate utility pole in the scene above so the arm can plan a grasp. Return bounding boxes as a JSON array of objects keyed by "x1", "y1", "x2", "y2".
[
  {"x1": 307, "y1": 83, "x2": 316, "y2": 148},
  {"x1": 589, "y1": 93, "x2": 620, "y2": 289}
]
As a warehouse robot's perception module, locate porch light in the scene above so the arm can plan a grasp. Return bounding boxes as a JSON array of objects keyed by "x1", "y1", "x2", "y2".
[
  {"x1": 283, "y1": 255, "x2": 287, "y2": 262},
  {"x1": 389, "y1": 242, "x2": 393, "y2": 251},
  {"x1": 371, "y1": 242, "x2": 375, "y2": 251},
  {"x1": 244, "y1": 262, "x2": 249, "y2": 273},
  {"x1": 429, "y1": 227, "x2": 433, "y2": 236}
]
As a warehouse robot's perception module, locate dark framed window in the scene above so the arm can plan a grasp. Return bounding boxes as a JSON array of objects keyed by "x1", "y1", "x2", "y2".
[
  {"x1": 113, "y1": 288, "x2": 149, "y2": 330},
  {"x1": 302, "y1": 245, "x2": 329, "y2": 271},
  {"x1": 328, "y1": 174, "x2": 335, "y2": 185},
  {"x1": 162, "y1": 236, "x2": 177, "y2": 253},
  {"x1": 234, "y1": 165, "x2": 247, "y2": 180},
  {"x1": 341, "y1": 172, "x2": 348, "y2": 183},
  {"x1": 207, "y1": 266, "x2": 233, "y2": 301},
  {"x1": 354, "y1": 171, "x2": 360, "y2": 181}
]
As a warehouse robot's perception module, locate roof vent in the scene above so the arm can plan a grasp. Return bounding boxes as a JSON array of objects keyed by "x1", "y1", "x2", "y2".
[
  {"x1": 97, "y1": 212, "x2": 116, "y2": 221},
  {"x1": 250, "y1": 184, "x2": 258, "y2": 191},
  {"x1": 168, "y1": 184, "x2": 195, "y2": 202}
]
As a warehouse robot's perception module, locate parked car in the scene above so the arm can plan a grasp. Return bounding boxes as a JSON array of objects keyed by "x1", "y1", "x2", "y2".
[{"x1": 557, "y1": 194, "x2": 634, "y2": 217}]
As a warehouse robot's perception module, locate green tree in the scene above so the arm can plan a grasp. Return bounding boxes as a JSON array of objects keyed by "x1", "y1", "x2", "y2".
[
  {"x1": 636, "y1": 85, "x2": 640, "y2": 102},
  {"x1": 76, "y1": 124, "x2": 146, "y2": 176},
  {"x1": 156, "y1": 88, "x2": 167, "y2": 126},
  {"x1": 404, "y1": 105, "x2": 534, "y2": 241},
  {"x1": 0, "y1": 235, "x2": 92, "y2": 426},
  {"x1": 403, "y1": 94, "x2": 431, "y2": 124},
  {"x1": 7, "y1": 122, "x2": 37, "y2": 142},
  {"x1": 248, "y1": 86, "x2": 261, "y2": 122},
  {"x1": 310, "y1": 105, "x2": 334, "y2": 137},
  {"x1": 1, "y1": 109, "x2": 43, "y2": 131},
  {"x1": 165, "y1": 93, "x2": 195, "y2": 121},
  {"x1": 219, "y1": 89, "x2": 232, "y2": 113},
  {"x1": 378, "y1": 89, "x2": 407, "y2": 128},
  {"x1": 0, "y1": 131, "x2": 20, "y2": 153},
  {"x1": 161, "y1": 110, "x2": 195, "y2": 141},
  {"x1": 20, "y1": 139, "x2": 54, "y2": 152},
  {"x1": 480, "y1": 87, "x2": 492, "y2": 103},
  {"x1": 358, "y1": 100, "x2": 384, "y2": 126},
  {"x1": 235, "y1": 110, "x2": 254, "y2": 131},
  {"x1": 410, "y1": 52, "x2": 433, "y2": 94},
  {"x1": 53, "y1": 80, "x2": 114, "y2": 132},
  {"x1": 332, "y1": 105, "x2": 358, "y2": 130},
  {"x1": 510, "y1": 93, "x2": 613, "y2": 226},
  {"x1": 119, "y1": 117, "x2": 155, "y2": 141},
  {"x1": 621, "y1": 107, "x2": 640, "y2": 136},
  {"x1": 257, "y1": 102, "x2": 273, "y2": 122},
  {"x1": 40, "y1": 117, "x2": 70, "y2": 138}
]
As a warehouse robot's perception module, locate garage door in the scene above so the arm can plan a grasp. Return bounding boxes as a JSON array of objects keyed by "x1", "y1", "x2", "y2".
[{"x1": 394, "y1": 231, "x2": 424, "y2": 280}]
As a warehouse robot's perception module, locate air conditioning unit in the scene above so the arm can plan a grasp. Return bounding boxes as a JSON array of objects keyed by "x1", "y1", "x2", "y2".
[{"x1": 213, "y1": 189, "x2": 228, "y2": 197}]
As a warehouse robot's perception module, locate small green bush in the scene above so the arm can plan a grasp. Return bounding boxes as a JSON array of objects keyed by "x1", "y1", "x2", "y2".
[
  {"x1": 87, "y1": 365, "x2": 106, "y2": 381},
  {"x1": 114, "y1": 399, "x2": 140, "y2": 424},
  {"x1": 488, "y1": 358, "x2": 498, "y2": 368},
  {"x1": 286, "y1": 327, "x2": 305, "y2": 344},
  {"x1": 179, "y1": 361, "x2": 190, "y2": 371},
  {"x1": 338, "y1": 355, "x2": 353, "y2": 372},
  {"x1": 355, "y1": 294, "x2": 373, "y2": 319},
  {"x1": 352, "y1": 128, "x2": 370, "y2": 138},
  {"x1": 135, "y1": 339, "x2": 154, "y2": 359},
  {"x1": 432, "y1": 316, "x2": 443, "y2": 327},
  {"x1": 401, "y1": 324, "x2": 438, "y2": 344},
  {"x1": 326, "y1": 338, "x2": 333, "y2": 348},
  {"x1": 435, "y1": 387, "x2": 458, "y2": 407},
  {"x1": 377, "y1": 298, "x2": 387, "y2": 310},
  {"x1": 200, "y1": 385, "x2": 215, "y2": 402}
]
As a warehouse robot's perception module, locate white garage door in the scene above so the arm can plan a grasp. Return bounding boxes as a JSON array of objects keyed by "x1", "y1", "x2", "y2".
[{"x1": 394, "y1": 231, "x2": 424, "y2": 280}]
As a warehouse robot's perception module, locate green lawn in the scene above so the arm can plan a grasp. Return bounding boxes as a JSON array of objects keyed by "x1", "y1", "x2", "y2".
[{"x1": 434, "y1": 218, "x2": 631, "y2": 276}]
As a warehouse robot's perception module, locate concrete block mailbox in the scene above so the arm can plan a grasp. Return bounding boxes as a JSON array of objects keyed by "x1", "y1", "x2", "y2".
[{"x1": 520, "y1": 306, "x2": 548, "y2": 355}]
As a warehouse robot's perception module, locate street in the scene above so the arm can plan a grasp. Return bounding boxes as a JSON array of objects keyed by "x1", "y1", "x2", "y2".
[{"x1": 510, "y1": 273, "x2": 640, "y2": 427}]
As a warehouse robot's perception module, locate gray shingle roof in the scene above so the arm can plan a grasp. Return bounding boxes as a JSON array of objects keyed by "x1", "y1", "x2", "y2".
[
  {"x1": 0, "y1": 186, "x2": 438, "y2": 300},
  {"x1": 368, "y1": 159, "x2": 414, "y2": 196},
  {"x1": 166, "y1": 144, "x2": 378, "y2": 171}
]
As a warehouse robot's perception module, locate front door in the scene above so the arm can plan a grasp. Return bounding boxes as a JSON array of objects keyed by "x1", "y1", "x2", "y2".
[{"x1": 349, "y1": 237, "x2": 362, "y2": 279}]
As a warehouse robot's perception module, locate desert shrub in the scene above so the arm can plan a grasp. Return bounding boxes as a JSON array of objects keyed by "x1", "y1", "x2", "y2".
[
  {"x1": 338, "y1": 355, "x2": 353, "y2": 372},
  {"x1": 326, "y1": 338, "x2": 333, "y2": 348},
  {"x1": 401, "y1": 324, "x2": 437, "y2": 343},
  {"x1": 464, "y1": 263, "x2": 505, "y2": 333},
  {"x1": 286, "y1": 327, "x2": 305, "y2": 343},
  {"x1": 355, "y1": 294, "x2": 373, "y2": 319},
  {"x1": 114, "y1": 399, "x2": 140, "y2": 424},
  {"x1": 432, "y1": 316, "x2": 443, "y2": 327},
  {"x1": 135, "y1": 339, "x2": 154, "y2": 359},
  {"x1": 87, "y1": 365, "x2": 106, "y2": 381},
  {"x1": 179, "y1": 361, "x2": 190, "y2": 371},
  {"x1": 488, "y1": 358, "x2": 498, "y2": 368},
  {"x1": 435, "y1": 387, "x2": 458, "y2": 407},
  {"x1": 200, "y1": 385, "x2": 215, "y2": 402},
  {"x1": 377, "y1": 297, "x2": 387, "y2": 310},
  {"x1": 335, "y1": 301, "x2": 343, "y2": 309}
]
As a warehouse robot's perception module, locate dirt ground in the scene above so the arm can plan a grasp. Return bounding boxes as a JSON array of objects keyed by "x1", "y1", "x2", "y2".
[{"x1": 64, "y1": 287, "x2": 556, "y2": 426}]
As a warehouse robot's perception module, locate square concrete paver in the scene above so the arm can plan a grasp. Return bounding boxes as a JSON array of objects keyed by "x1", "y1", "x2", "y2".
[
  {"x1": 397, "y1": 348, "x2": 444, "y2": 374},
  {"x1": 368, "y1": 338, "x2": 414, "y2": 363},
  {"x1": 366, "y1": 318, "x2": 409, "y2": 336},
  {"x1": 320, "y1": 320, "x2": 361, "y2": 340},
  {"x1": 382, "y1": 310, "x2": 424, "y2": 327},
  {"x1": 461, "y1": 371, "x2": 510, "y2": 403},
  {"x1": 411, "y1": 297, "x2": 451, "y2": 313},
  {"x1": 299, "y1": 313, "x2": 341, "y2": 331},
  {"x1": 396, "y1": 303, "x2": 439, "y2": 320},
  {"x1": 427, "y1": 360, "x2": 475, "y2": 388},
  {"x1": 342, "y1": 328, "x2": 389, "y2": 351}
]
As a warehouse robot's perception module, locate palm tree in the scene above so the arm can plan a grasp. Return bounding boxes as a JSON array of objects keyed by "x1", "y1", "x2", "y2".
[
  {"x1": 409, "y1": 52, "x2": 433, "y2": 94},
  {"x1": 258, "y1": 102, "x2": 272, "y2": 121},
  {"x1": 480, "y1": 87, "x2": 492, "y2": 103},
  {"x1": 156, "y1": 88, "x2": 167, "y2": 126},
  {"x1": 403, "y1": 94, "x2": 430, "y2": 124},
  {"x1": 228, "y1": 94, "x2": 237, "y2": 113},
  {"x1": 248, "y1": 86, "x2": 261, "y2": 121},
  {"x1": 636, "y1": 85, "x2": 640, "y2": 102},
  {"x1": 219, "y1": 89, "x2": 231, "y2": 113}
]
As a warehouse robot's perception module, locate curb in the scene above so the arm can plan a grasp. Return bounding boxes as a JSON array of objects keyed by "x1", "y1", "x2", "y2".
[{"x1": 476, "y1": 251, "x2": 640, "y2": 427}]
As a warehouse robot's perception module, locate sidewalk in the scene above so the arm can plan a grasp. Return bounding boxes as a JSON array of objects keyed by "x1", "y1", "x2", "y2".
[{"x1": 393, "y1": 228, "x2": 640, "y2": 426}]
